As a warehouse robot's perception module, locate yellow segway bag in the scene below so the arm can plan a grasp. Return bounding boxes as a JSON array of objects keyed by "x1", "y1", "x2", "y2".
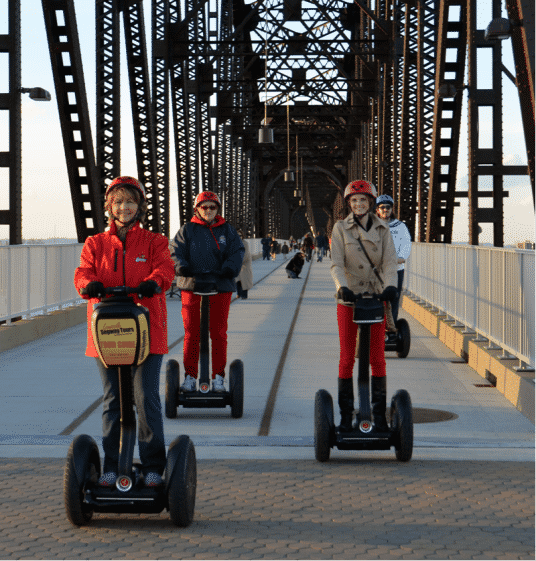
[{"x1": 91, "y1": 302, "x2": 150, "y2": 367}]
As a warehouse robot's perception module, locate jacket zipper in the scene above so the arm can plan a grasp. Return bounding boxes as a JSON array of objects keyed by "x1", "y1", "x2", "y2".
[{"x1": 114, "y1": 249, "x2": 118, "y2": 272}]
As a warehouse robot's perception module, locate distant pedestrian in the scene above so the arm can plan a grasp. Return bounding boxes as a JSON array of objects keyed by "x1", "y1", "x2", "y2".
[
  {"x1": 261, "y1": 235, "x2": 271, "y2": 260},
  {"x1": 235, "y1": 230, "x2": 253, "y2": 299},
  {"x1": 270, "y1": 236, "x2": 278, "y2": 261},
  {"x1": 315, "y1": 231, "x2": 328, "y2": 262},
  {"x1": 302, "y1": 233, "x2": 314, "y2": 262},
  {"x1": 281, "y1": 242, "x2": 289, "y2": 260},
  {"x1": 286, "y1": 251, "x2": 305, "y2": 278}
]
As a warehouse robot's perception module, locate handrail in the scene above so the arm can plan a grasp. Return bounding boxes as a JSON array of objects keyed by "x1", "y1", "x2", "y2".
[
  {"x1": 405, "y1": 243, "x2": 535, "y2": 368},
  {"x1": 0, "y1": 239, "x2": 266, "y2": 325}
]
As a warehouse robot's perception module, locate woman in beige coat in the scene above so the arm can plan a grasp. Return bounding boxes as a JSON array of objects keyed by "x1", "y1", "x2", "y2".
[
  {"x1": 236, "y1": 231, "x2": 253, "y2": 299},
  {"x1": 330, "y1": 180, "x2": 398, "y2": 433}
]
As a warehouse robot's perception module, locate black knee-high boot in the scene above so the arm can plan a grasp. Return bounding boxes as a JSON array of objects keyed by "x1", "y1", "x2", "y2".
[
  {"x1": 371, "y1": 376, "x2": 389, "y2": 432},
  {"x1": 338, "y1": 378, "x2": 354, "y2": 432}
]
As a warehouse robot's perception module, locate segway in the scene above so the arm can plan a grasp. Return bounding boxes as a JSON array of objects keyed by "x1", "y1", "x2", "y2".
[
  {"x1": 165, "y1": 275, "x2": 244, "y2": 419},
  {"x1": 384, "y1": 309, "x2": 411, "y2": 358},
  {"x1": 314, "y1": 292, "x2": 413, "y2": 462},
  {"x1": 64, "y1": 285, "x2": 196, "y2": 527}
]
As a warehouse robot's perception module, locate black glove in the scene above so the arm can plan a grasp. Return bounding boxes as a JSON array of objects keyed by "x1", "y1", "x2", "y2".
[
  {"x1": 138, "y1": 280, "x2": 159, "y2": 298},
  {"x1": 220, "y1": 267, "x2": 236, "y2": 279},
  {"x1": 177, "y1": 265, "x2": 193, "y2": 277},
  {"x1": 381, "y1": 285, "x2": 398, "y2": 301},
  {"x1": 337, "y1": 287, "x2": 355, "y2": 303},
  {"x1": 85, "y1": 281, "x2": 105, "y2": 299}
]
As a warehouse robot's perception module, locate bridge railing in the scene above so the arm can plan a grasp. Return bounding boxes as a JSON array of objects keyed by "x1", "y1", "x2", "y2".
[
  {"x1": 405, "y1": 243, "x2": 535, "y2": 368},
  {"x1": 0, "y1": 239, "x2": 265, "y2": 325},
  {"x1": 0, "y1": 243, "x2": 85, "y2": 325}
]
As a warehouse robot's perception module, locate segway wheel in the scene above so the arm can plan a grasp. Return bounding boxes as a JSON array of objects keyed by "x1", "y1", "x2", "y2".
[
  {"x1": 229, "y1": 359, "x2": 244, "y2": 419},
  {"x1": 395, "y1": 319, "x2": 411, "y2": 358},
  {"x1": 166, "y1": 435, "x2": 197, "y2": 527},
  {"x1": 63, "y1": 434, "x2": 100, "y2": 526},
  {"x1": 390, "y1": 390, "x2": 413, "y2": 462},
  {"x1": 314, "y1": 389, "x2": 334, "y2": 462},
  {"x1": 165, "y1": 359, "x2": 179, "y2": 419}
]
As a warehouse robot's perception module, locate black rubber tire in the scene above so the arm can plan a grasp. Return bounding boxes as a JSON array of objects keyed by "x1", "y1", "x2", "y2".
[
  {"x1": 314, "y1": 389, "x2": 334, "y2": 462},
  {"x1": 167, "y1": 435, "x2": 197, "y2": 527},
  {"x1": 229, "y1": 359, "x2": 244, "y2": 419},
  {"x1": 395, "y1": 319, "x2": 411, "y2": 358},
  {"x1": 391, "y1": 390, "x2": 413, "y2": 462},
  {"x1": 63, "y1": 434, "x2": 100, "y2": 526},
  {"x1": 165, "y1": 359, "x2": 179, "y2": 419}
]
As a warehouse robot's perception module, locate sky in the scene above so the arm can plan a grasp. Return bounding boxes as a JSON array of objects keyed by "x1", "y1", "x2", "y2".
[{"x1": 0, "y1": 0, "x2": 534, "y2": 245}]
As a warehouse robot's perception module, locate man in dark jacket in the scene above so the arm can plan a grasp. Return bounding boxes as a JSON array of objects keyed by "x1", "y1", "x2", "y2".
[
  {"x1": 261, "y1": 235, "x2": 271, "y2": 260},
  {"x1": 171, "y1": 191, "x2": 244, "y2": 393},
  {"x1": 286, "y1": 251, "x2": 305, "y2": 278}
]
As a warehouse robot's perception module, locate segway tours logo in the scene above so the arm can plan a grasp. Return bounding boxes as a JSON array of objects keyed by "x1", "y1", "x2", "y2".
[{"x1": 95, "y1": 318, "x2": 138, "y2": 366}]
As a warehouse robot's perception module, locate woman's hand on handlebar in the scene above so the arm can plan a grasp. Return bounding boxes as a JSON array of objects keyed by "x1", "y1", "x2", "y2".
[
  {"x1": 81, "y1": 283, "x2": 161, "y2": 298},
  {"x1": 337, "y1": 286, "x2": 355, "y2": 303},
  {"x1": 83, "y1": 281, "x2": 105, "y2": 299},
  {"x1": 138, "y1": 280, "x2": 159, "y2": 298}
]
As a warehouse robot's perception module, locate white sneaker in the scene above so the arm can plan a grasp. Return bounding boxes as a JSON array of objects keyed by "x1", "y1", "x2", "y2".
[
  {"x1": 181, "y1": 375, "x2": 196, "y2": 392},
  {"x1": 212, "y1": 374, "x2": 225, "y2": 392}
]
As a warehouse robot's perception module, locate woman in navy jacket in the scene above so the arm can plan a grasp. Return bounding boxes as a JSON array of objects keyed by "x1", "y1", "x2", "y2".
[{"x1": 170, "y1": 191, "x2": 244, "y2": 393}]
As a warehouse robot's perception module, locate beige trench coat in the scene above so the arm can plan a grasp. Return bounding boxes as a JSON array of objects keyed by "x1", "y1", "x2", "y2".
[
  {"x1": 236, "y1": 239, "x2": 253, "y2": 291},
  {"x1": 330, "y1": 213, "x2": 398, "y2": 306}
]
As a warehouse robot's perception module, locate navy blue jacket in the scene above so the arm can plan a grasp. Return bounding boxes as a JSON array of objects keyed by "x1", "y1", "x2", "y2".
[{"x1": 171, "y1": 215, "x2": 245, "y2": 293}]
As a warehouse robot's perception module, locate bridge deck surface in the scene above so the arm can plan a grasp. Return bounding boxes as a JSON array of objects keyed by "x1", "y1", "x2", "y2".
[{"x1": 0, "y1": 254, "x2": 534, "y2": 559}]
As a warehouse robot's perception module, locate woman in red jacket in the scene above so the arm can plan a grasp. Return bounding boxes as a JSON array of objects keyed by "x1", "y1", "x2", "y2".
[{"x1": 74, "y1": 176, "x2": 175, "y2": 488}]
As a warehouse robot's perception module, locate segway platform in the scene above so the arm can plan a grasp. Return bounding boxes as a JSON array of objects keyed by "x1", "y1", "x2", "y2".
[{"x1": 314, "y1": 293, "x2": 414, "y2": 463}]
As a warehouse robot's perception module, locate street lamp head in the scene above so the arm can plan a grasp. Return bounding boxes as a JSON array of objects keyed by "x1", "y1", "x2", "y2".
[
  {"x1": 484, "y1": 18, "x2": 512, "y2": 41},
  {"x1": 20, "y1": 87, "x2": 52, "y2": 101}
]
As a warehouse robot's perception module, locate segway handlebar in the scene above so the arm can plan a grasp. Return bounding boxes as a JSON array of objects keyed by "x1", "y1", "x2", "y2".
[
  {"x1": 80, "y1": 285, "x2": 162, "y2": 297},
  {"x1": 335, "y1": 290, "x2": 390, "y2": 303}
]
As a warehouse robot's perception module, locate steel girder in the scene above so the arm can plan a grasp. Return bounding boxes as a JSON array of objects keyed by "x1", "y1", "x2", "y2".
[
  {"x1": 122, "y1": 0, "x2": 162, "y2": 233},
  {"x1": 96, "y1": 0, "x2": 121, "y2": 187},
  {"x1": 41, "y1": 0, "x2": 104, "y2": 242},
  {"x1": 0, "y1": 0, "x2": 22, "y2": 244}
]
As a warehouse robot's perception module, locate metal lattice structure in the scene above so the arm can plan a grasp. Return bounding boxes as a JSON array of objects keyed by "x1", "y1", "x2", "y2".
[{"x1": 3, "y1": 0, "x2": 534, "y2": 245}]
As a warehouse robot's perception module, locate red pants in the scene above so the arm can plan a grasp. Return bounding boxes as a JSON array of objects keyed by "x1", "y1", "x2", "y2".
[
  {"x1": 337, "y1": 303, "x2": 386, "y2": 379},
  {"x1": 181, "y1": 291, "x2": 232, "y2": 379}
]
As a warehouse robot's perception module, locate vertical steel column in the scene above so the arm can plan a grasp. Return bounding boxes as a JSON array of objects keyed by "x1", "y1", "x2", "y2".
[
  {"x1": 0, "y1": 0, "x2": 22, "y2": 244},
  {"x1": 467, "y1": 0, "x2": 507, "y2": 246},
  {"x1": 426, "y1": 0, "x2": 467, "y2": 243},
  {"x1": 96, "y1": 0, "x2": 121, "y2": 187},
  {"x1": 122, "y1": 0, "x2": 161, "y2": 232},
  {"x1": 41, "y1": 0, "x2": 104, "y2": 241},
  {"x1": 152, "y1": 0, "x2": 170, "y2": 237}
]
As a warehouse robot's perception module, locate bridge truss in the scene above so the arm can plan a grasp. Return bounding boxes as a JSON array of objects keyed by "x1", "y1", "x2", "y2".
[{"x1": 2, "y1": 0, "x2": 534, "y2": 244}]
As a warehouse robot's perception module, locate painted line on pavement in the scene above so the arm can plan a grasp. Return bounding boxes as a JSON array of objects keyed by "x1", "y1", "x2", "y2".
[{"x1": 258, "y1": 259, "x2": 313, "y2": 436}]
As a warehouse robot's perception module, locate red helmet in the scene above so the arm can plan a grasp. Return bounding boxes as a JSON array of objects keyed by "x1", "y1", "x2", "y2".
[
  {"x1": 343, "y1": 180, "x2": 377, "y2": 201},
  {"x1": 105, "y1": 176, "x2": 146, "y2": 201},
  {"x1": 194, "y1": 191, "x2": 221, "y2": 208}
]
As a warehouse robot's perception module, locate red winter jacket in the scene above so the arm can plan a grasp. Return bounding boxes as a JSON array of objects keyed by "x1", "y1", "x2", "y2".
[{"x1": 74, "y1": 221, "x2": 175, "y2": 357}]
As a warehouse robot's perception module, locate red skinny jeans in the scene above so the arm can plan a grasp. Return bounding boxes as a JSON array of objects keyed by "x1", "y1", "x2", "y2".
[
  {"x1": 337, "y1": 303, "x2": 386, "y2": 379},
  {"x1": 181, "y1": 291, "x2": 233, "y2": 379}
]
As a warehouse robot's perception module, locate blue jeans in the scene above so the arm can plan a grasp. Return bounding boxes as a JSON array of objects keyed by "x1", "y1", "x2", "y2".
[
  {"x1": 287, "y1": 270, "x2": 298, "y2": 278},
  {"x1": 96, "y1": 354, "x2": 166, "y2": 475}
]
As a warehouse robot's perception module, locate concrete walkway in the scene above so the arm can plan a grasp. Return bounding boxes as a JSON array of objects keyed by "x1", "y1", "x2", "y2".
[{"x1": 0, "y1": 253, "x2": 534, "y2": 559}]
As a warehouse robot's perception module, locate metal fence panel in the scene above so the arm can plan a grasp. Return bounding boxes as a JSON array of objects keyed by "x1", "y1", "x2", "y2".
[{"x1": 406, "y1": 243, "x2": 534, "y2": 367}]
